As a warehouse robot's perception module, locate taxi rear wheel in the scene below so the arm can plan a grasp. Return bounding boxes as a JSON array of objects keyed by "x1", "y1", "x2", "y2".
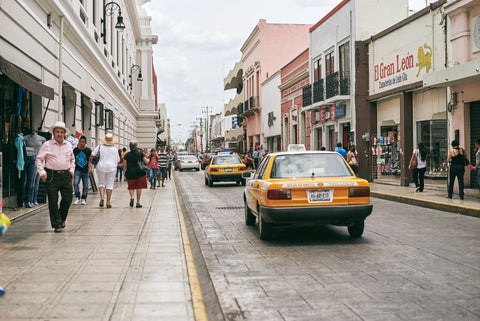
[
  {"x1": 244, "y1": 201, "x2": 256, "y2": 226},
  {"x1": 258, "y1": 210, "x2": 272, "y2": 240},
  {"x1": 204, "y1": 177, "x2": 208, "y2": 185},
  {"x1": 348, "y1": 221, "x2": 364, "y2": 238},
  {"x1": 208, "y1": 178, "x2": 213, "y2": 187}
]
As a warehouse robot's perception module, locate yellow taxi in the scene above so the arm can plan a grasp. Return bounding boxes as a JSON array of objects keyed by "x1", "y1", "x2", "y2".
[
  {"x1": 205, "y1": 153, "x2": 247, "y2": 187},
  {"x1": 242, "y1": 145, "x2": 372, "y2": 239}
]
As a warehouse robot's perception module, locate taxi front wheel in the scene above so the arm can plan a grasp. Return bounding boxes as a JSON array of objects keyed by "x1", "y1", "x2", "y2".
[{"x1": 347, "y1": 221, "x2": 364, "y2": 238}]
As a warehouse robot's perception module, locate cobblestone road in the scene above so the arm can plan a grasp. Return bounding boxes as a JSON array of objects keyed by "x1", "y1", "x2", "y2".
[{"x1": 175, "y1": 171, "x2": 480, "y2": 321}]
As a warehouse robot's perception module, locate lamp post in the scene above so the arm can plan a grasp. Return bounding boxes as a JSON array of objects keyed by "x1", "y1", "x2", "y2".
[
  {"x1": 101, "y1": 2, "x2": 125, "y2": 45},
  {"x1": 129, "y1": 64, "x2": 143, "y2": 89}
]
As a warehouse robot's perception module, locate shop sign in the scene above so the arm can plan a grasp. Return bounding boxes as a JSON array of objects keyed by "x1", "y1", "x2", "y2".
[
  {"x1": 232, "y1": 115, "x2": 237, "y2": 129},
  {"x1": 335, "y1": 104, "x2": 346, "y2": 118},
  {"x1": 373, "y1": 43, "x2": 432, "y2": 92},
  {"x1": 320, "y1": 108, "x2": 326, "y2": 123},
  {"x1": 315, "y1": 110, "x2": 320, "y2": 123},
  {"x1": 330, "y1": 104, "x2": 336, "y2": 120}
]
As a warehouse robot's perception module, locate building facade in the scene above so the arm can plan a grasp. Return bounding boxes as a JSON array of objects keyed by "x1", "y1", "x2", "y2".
[
  {"x1": 0, "y1": 0, "x2": 159, "y2": 207},
  {"x1": 261, "y1": 71, "x2": 281, "y2": 152},
  {"x1": 237, "y1": 19, "x2": 311, "y2": 152},
  {"x1": 280, "y1": 49, "x2": 311, "y2": 151},
  {"x1": 224, "y1": 61, "x2": 244, "y2": 152}
]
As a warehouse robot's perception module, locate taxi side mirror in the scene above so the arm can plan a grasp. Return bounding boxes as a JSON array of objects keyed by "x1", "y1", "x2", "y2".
[{"x1": 242, "y1": 172, "x2": 252, "y2": 179}]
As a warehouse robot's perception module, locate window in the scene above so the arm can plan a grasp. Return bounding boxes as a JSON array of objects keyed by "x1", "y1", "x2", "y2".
[
  {"x1": 105, "y1": 109, "x2": 114, "y2": 130},
  {"x1": 325, "y1": 51, "x2": 334, "y2": 76},
  {"x1": 339, "y1": 42, "x2": 350, "y2": 79},
  {"x1": 416, "y1": 120, "x2": 447, "y2": 178},
  {"x1": 92, "y1": 0, "x2": 97, "y2": 27},
  {"x1": 313, "y1": 58, "x2": 322, "y2": 82},
  {"x1": 95, "y1": 102, "x2": 104, "y2": 126}
]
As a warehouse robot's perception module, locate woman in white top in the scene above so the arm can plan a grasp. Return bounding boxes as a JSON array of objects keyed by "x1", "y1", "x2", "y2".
[
  {"x1": 409, "y1": 142, "x2": 428, "y2": 192},
  {"x1": 92, "y1": 133, "x2": 120, "y2": 208}
]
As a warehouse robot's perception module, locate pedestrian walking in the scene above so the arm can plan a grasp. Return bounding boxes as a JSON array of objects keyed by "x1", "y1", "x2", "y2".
[
  {"x1": 148, "y1": 149, "x2": 159, "y2": 189},
  {"x1": 73, "y1": 136, "x2": 92, "y2": 205},
  {"x1": 335, "y1": 142, "x2": 347, "y2": 159},
  {"x1": 474, "y1": 138, "x2": 480, "y2": 198},
  {"x1": 116, "y1": 149, "x2": 124, "y2": 182},
  {"x1": 36, "y1": 121, "x2": 75, "y2": 233},
  {"x1": 252, "y1": 147, "x2": 260, "y2": 169},
  {"x1": 409, "y1": 142, "x2": 428, "y2": 192},
  {"x1": 446, "y1": 139, "x2": 469, "y2": 199},
  {"x1": 346, "y1": 145, "x2": 359, "y2": 177},
  {"x1": 158, "y1": 144, "x2": 168, "y2": 187},
  {"x1": 92, "y1": 133, "x2": 120, "y2": 208},
  {"x1": 124, "y1": 142, "x2": 148, "y2": 207},
  {"x1": 167, "y1": 151, "x2": 173, "y2": 179}
]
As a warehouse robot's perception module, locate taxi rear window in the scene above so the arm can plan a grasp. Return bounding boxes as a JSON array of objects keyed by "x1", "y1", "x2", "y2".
[
  {"x1": 212, "y1": 155, "x2": 241, "y2": 165},
  {"x1": 270, "y1": 153, "x2": 353, "y2": 178}
]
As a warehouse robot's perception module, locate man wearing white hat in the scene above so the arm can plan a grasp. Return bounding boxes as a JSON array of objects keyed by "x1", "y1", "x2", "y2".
[{"x1": 36, "y1": 121, "x2": 75, "y2": 233}]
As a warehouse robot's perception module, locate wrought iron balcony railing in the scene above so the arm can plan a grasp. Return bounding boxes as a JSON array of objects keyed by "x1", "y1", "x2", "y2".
[
  {"x1": 302, "y1": 84, "x2": 312, "y2": 107},
  {"x1": 326, "y1": 72, "x2": 339, "y2": 99},
  {"x1": 249, "y1": 96, "x2": 259, "y2": 108},
  {"x1": 339, "y1": 73, "x2": 350, "y2": 95},
  {"x1": 313, "y1": 79, "x2": 324, "y2": 103}
]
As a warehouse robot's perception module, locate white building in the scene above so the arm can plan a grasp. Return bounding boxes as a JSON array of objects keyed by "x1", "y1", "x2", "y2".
[{"x1": 261, "y1": 71, "x2": 281, "y2": 152}]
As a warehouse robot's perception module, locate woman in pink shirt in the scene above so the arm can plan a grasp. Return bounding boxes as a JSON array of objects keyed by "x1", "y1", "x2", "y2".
[{"x1": 148, "y1": 149, "x2": 159, "y2": 189}]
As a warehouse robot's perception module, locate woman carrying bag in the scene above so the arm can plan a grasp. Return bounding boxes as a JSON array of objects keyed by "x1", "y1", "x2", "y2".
[
  {"x1": 92, "y1": 133, "x2": 120, "y2": 208},
  {"x1": 409, "y1": 142, "x2": 427, "y2": 192},
  {"x1": 124, "y1": 142, "x2": 148, "y2": 207},
  {"x1": 446, "y1": 139, "x2": 469, "y2": 199}
]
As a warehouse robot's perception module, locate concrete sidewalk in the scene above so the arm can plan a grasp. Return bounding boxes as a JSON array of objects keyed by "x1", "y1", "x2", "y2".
[{"x1": 0, "y1": 179, "x2": 199, "y2": 321}]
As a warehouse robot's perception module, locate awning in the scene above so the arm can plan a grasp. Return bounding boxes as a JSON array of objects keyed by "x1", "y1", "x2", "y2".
[
  {"x1": 81, "y1": 94, "x2": 92, "y2": 109},
  {"x1": 0, "y1": 56, "x2": 54, "y2": 100},
  {"x1": 63, "y1": 83, "x2": 76, "y2": 104}
]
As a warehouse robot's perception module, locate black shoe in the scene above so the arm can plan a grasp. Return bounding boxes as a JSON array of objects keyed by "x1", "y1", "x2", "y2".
[
  {"x1": 460, "y1": 196, "x2": 464, "y2": 200},
  {"x1": 61, "y1": 222, "x2": 65, "y2": 228},
  {"x1": 54, "y1": 228, "x2": 62, "y2": 233},
  {"x1": 129, "y1": 199, "x2": 134, "y2": 207},
  {"x1": 136, "y1": 203, "x2": 142, "y2": 208}
]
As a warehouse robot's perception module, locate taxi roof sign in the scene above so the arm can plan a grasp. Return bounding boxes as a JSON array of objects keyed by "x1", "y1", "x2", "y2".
[{"x1": 287, "y1": 144, "x2": 306, "y2": 152}]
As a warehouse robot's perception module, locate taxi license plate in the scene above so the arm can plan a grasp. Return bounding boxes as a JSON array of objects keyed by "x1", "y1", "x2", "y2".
[
  {"x1": 307, "y1": 189, "x2": 333, "y2": 203},
  {"x1": 224, "y1": 168, "x2": 233, "y2": 172}
]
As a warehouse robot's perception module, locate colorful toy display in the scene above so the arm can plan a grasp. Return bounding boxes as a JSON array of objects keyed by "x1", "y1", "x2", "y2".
[{"x1": 0, "y1": 213, "x2": 11, "y2": 236}]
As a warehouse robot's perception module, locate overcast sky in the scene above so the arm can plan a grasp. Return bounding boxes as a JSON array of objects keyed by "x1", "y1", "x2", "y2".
[{"x1": 144, "y1": 0, "x2": 433, "y2": 143}]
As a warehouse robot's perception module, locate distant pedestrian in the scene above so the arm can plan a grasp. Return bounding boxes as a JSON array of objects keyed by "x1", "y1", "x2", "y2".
[
  {"x1": 36, "y1": 121, "x2": 75, "y2": 233},
  {"x1": 335, "y1": 142, "x2": 347, "y2": 159},
  {"x1": 158, "y1": 144, "x2": 168, "y2": 187},
  {"x1": 346, "y1": 145, "x2": 359, "y2": 176},
  {"x1": 73, "y1": 136, "x2": 92, "y2": 205},
  {"x1": 124, "y1": 142, "x2": 148, "y2": 207},
  {"x1": 252, "y1": 147, "x2": 260, "y2": 169},
  {"x1": 92, "y1": 133, "x2": 120, "y2": 208},
  {"x1": 167, "y1": 151, "x2": 173, "y2": 179},
  {"x1": 409, "y1": 142, "x2": 427, "y2": 192},
  {"x1": 446, "y1": 139, "x2": 469, "y2": 199},
  {"x1": 116, "y1": 149, "x2": 124, "y2": 182},
  {"x1": 148, "y1": 149, "x2": 159, "y2": 189},
  {"x1": 474, "y1": 138, "x2": 480, "y2": 198}
]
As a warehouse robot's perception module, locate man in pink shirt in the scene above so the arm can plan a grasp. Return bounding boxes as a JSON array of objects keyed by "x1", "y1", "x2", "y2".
[{"x1": 36, "y1": 121, "x2": 75, "y2": 233}]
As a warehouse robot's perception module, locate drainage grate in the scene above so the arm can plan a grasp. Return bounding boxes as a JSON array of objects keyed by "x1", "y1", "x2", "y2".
[{"x1": 215, "y1": 206, "x2": 244, "y2": 210}]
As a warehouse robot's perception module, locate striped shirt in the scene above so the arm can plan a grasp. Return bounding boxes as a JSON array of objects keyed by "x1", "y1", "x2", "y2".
[{"x1": 158, "y1": 152, "x2": 168, "y2": 168}]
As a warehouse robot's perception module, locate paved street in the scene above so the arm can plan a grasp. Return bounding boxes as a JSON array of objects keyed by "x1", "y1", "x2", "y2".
[
  {"x1": 0, "y1": 180, "x2": 195, "y2": 321},
  {"x1": 175, "y1": 170, "x2": 480, "y2": 321}
]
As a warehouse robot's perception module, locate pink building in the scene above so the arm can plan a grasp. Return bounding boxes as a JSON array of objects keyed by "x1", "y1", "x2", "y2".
[
  {"x1": 279, "y1": 49, "x2": 311, "y2": 150},
  {"x1": 239, "y1": 19, "x2": 311, "y2": 152}
]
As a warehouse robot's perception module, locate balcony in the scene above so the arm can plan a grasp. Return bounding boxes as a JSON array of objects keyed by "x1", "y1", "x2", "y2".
[
  {"x1": 239, "y1": 96, "x2": 259, "y2": 117},
  {"x1": 325, "y1": 72, "x2": 339, "y2": 99},
  {"x1": 237, "y1": 102, "x2": 244, "y2": 114},
  {"x1": 340, "y1": 74, "x2": 350, "y2": 95},
  {"x1": 302, "y1": 84, "x2": 312, "y2": 107},
  {"x1": 313, "y1": 79, "x2": 324, "y2": 103}
]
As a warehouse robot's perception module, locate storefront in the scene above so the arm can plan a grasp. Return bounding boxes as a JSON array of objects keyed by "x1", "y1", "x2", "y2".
[
  {"x1": 310, "y1": 104, "x2": 351, "y2": 151},
  {"x1": 0, "y1": 56, "x2": 54, "y2": 208},
  {"x1": 367, "y1": 2, "x2": 447, "y2": 185}
]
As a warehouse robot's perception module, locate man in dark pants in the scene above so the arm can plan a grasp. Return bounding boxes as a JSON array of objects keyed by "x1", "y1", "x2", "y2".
[{"x1": 36, "y1": 121, "x2": 75, "y2": 233}]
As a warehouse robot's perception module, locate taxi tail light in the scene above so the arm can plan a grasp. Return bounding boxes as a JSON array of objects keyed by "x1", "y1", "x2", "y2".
[
  {"x1": 210, "y1": 168, "x2": 219, "y2": 172},
  {"x1": 239, "y1": 167, "x2": 246, "y2": 171},
  {"x1": 267, "y1": 189, "x2": 291, "y2": 200},
  {"x1": 349, "y1": 186, "x2": 370, "y2": 197}
]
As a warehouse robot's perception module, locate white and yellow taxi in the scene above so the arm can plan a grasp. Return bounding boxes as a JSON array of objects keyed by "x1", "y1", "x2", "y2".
[
  {"x1": 242, "y1": 145, "x2": 372, "y2": 239},
  {"x1": 205, "y1": 153, "x2": 247, "y2": 187}
]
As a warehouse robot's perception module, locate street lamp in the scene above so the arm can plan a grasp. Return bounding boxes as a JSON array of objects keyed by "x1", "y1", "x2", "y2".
[
  {"x1": 129, "y1": 64, "x2": 143, "y2": 89},
  {"x1": 101, "y1": 2, "x2": 125, "y2": 45}
]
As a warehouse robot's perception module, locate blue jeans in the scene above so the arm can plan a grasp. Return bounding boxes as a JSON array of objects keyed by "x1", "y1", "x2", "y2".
[
  {"x1": 74, "y1": 171, "x2": 89, "y2": 200},
  {"x1": 33, "y1": 172, "x2": 40, "y2": 203},
  {"x1": 24, "y1": 156, "x2": 37, "y2": 204},
  {"x1": 149, "y1": 168, "x2": 158, "y2": 187},
  {"x1": 477, "y1": 168, "x2": 480, "y2": 192},
  {"x1": 116, "y1": 167, "x2": 123, "y2": 181}
]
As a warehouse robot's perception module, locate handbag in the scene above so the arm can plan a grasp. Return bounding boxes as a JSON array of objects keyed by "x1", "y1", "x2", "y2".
[
  {"x1": 137, "y1": 154, "x2": 149, "y2": 174},
  {"x1": 348, "y1": 153, "x2": 358, "y2": 166},
  {"x1": 409, "y1": 153, "x2": 418, "y2": 169},
  {"x1": 91, "y1": 146, "x2": 101, "y2": 165}
]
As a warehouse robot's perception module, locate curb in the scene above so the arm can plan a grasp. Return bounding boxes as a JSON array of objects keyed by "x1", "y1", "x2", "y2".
[
  {"x1": 7, "y1": 204, "x2": 48, "y2": 223},
  {"x1": 371, "y1": 191, "x2": 480, "y2": 218}
]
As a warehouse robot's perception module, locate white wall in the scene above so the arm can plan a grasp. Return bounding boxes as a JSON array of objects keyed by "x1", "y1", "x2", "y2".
[{"x1": 261, "y1": 71, "x2": 281, "y2": 142}]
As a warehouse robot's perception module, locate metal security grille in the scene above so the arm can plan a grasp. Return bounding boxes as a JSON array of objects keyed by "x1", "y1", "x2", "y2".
[
  {"x1": 470, "y1": 101, "x2": 480, "y2": 189},
  {"x1": 215, "y1": 206, "x2": 244, "y2": 210}
]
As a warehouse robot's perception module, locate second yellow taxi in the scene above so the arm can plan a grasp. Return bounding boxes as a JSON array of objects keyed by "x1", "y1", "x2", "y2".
[{"x1": 204, "y1": 153, "x2": 247, "y2": 187}]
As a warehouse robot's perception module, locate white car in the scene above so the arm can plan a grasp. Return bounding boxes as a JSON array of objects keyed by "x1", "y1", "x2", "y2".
[{"x1": 177, "y1": 155, "x2": 200, "y2": 171}]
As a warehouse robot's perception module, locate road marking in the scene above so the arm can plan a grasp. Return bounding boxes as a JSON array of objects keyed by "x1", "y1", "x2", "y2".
[{"x1": 173, "y1": 177, "x2": 209, "y2": 321}]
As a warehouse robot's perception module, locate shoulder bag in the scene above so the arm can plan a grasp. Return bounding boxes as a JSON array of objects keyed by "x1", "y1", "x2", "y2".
[
  {"x1": 91, "y1": 145, "x2": 101, "y2": 166},
  {"x1": 137, "y1": 152, "x2": 149, "y2": 174},
  {"x1": 409, "y1": 151, "x2": 418, "y2": 169}
]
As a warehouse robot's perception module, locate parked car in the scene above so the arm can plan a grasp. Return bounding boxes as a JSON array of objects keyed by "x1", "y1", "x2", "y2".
[
  {"x1": 177, "y1": 155, "x2": 200, "y2": 171},
  {"x1": 201, "y1": 153, "x2": 215, "y2": 170},
  {"x1": 204, "y1": 154, "x2": 247, "y2": 187},
  {"x1": 242, "y1": 145, "x2": 373, "y2": 240}
]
